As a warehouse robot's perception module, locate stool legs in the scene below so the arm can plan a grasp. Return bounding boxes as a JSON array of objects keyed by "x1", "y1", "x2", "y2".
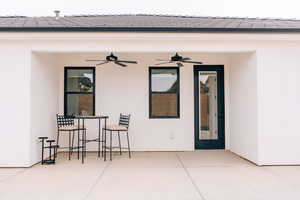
[
  {"x1": 101, "y1": 129, "x2": 104, "y2": 158},
  {"x1": 68, "y1": 131, "x2": 71, "y2": 160},
  {"x1": 103, "y1": 129, "x2": 107, "y2": 161},
  {"x1": 84, "y1": 129, "x2": 87, "y2": 157},
  {"x1": 40, "y1": 138, "x2": 45, "y2": 164},
  {"x1": 126, "y1": 131, "x2": 131, "y2": 158},
  {"x1": 82, "y1": 130, "x2": 86, "y2": 164},
  {"x1": 71, "y1": 131, "x2": 75, "y2": 155},
  {"x1": 98, "y1": 129, "x2": 101, "y2": 157},
  {"x1": 118, "y1": 131, "x2": 122, "y2": 155},
  {"x1": 98, "y1": 118, "x2": 101, "y2": 158},
  {"x1": 77, "y1": 131, "x2": 80, "y2": 160},
  {"x1": 49, "y1": 140, "x2": 53, "y2": 161},
  {"x1": 55, "y1": 131, "x2": 60, "y2": 158},
  {"x1": 102, "y1": 129, "x2": 131, "y2": 161},
  {"x1": 110, "y1": 131, "x2": 112, "y2": 161}
]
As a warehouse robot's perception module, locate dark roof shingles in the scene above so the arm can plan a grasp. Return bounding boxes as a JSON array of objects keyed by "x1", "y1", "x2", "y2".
[{"x1": 1, "y1": 14, "x2": 300, "y2": 31}]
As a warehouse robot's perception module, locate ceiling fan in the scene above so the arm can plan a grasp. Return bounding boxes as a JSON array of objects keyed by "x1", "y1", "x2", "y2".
[
  {"x1": 86, "y1": 53, "x2": 138, "y2": 67},
  {"x1": 156, "y1": 53, "x2": 202, "y2": 67}
]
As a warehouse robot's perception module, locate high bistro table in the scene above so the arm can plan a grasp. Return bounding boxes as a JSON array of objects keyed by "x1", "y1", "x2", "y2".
[{"x1": 74, "y1": 115, "x2": 109, "y2": 163}]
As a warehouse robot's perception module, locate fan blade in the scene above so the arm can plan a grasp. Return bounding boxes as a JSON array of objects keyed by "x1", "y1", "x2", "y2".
[
  {"x1": 182, "y1": 57, "x2": 191, "y2": 61},
  {"x1": 86, "y1": 59, "x2": 106, "y2": 62},
  {"x1": 114, "y1": 61, "x2": 127, "y2": 67},
  {"x1": 96, "y1": 61, "x2": 108, "y2": 66},
  {"x1": 155, "y1": 61, "x2": 173, "y2": 65},
  {"x1": 182, "y1": 60, "x2": 203, "y2": 64},
  {"x1": 117, "y1": 60, "x2": 138, "y2": 64}
]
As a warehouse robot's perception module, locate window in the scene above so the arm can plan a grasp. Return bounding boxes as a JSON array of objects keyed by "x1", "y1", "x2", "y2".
[
  {"x1": 149, "y1": 67, "x2": 180, "y2": 118},
  {"x1": 64, "y1": 67, "x2": 95, "y2": 116}
]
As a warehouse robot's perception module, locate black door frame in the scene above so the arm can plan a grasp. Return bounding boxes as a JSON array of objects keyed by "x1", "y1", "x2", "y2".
[{"x1": 194, "y1": 65, "x2": 225, "y2": 149}]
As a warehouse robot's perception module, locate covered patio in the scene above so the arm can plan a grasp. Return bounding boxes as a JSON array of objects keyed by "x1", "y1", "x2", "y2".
[
  {"x1": 28, "y1": 51, "x2": 258, "y2": 165},
  {"x1": 1, "y1": 151, "x2": 300, "y2": 200}
]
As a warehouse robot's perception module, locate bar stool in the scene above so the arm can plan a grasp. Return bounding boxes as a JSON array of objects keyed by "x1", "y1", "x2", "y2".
[
  {"x1": 56, "y1": 114, "x2": 86, "y2": 160},
  {"x1": 103, "y1": 114, "x2": 131, "y2": 161}
]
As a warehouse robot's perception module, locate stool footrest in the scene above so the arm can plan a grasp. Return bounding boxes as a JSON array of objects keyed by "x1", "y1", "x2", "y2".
[
  {"x1": 43, "y1": 160, "x2": 56, "y2": 164},
  {"x1": 44, "y1": 145, "x2": 59, "y2": 149},
  {"x1": 80, "y1": 139, "x2": 105, "y2": 143},
  {"x1": 57, "y1": 146, "x2": 82, "y2": 149},
  {"x1": 104, "y1": 146, "x2": 130, "y2": 150}
]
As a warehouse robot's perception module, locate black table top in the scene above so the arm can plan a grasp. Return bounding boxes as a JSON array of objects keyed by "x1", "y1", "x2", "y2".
[{"x1": 74, "y1": 115, "x2": 109, "y2": 119}]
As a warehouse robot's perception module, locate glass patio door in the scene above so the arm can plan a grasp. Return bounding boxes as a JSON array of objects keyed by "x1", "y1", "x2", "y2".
[{"x1": 194, "y1": 65, "x2": 225, "y2": 149}]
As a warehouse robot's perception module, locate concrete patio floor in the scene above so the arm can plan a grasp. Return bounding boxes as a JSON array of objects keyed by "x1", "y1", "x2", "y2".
[{"x1": 1, "y1": 150, "x2": 300, "y2": 200}]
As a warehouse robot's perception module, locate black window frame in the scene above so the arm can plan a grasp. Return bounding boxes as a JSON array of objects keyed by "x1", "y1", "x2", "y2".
[
  {"x1": 64, "y1": 67, "x2": 96, "y2": 116},
  {"x1": 149, "y1": 67, "x2": 180, "y2": 119}
]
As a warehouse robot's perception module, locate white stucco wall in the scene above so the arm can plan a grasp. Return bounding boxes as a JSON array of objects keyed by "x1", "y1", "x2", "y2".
[
  {"x1": 30, "y1": 53, "x2": 59, "y2": 165},
  {"x1": 0, "y1": 42, "x2": 31, "y2": 167},
  {"x1": 1, "y1": 32, "x2": 300, "y2": 166},
  {"x1": 257, "y1": 44, "x2": 300, "y2": 165},
  {"x1": 229, "y1": 53, "x2": 258, "y2": 164}
]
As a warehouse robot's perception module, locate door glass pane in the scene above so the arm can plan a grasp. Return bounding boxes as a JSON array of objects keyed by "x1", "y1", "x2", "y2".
[
  {"x1": 199, "y1": 71, "x2": 218, "y2": 140},
  {"x1": 66, "y1": 69, "x2": 94, "y2": 92},
  {"x1": 67, "y1": 94, "x2": 93, "y2": 116}
]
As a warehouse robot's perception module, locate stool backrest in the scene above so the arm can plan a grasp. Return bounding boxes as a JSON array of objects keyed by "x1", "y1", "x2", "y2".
[
  {"x1": 119, "y1": 114, "x2": 131, "y2": 128},
  {"x1": 56, "y1": 114, "x2": 75, "y2": 128}
]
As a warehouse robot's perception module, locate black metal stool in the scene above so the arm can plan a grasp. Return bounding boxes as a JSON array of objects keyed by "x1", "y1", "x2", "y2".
[
  {"x1": 103, "y1": 114, "x2": 131, "y2": 161},
  {"x1": 55, "y1": 114, "x2": 86, "y2": 162},
  {"x1": 38, "y1": 137, "x2": 59, "y2": 165}
]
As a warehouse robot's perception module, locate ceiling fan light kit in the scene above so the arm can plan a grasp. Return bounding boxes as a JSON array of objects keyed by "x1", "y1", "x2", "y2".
[{"x1": 86, "y1": 52, "x2": 202, "y2": 68}]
